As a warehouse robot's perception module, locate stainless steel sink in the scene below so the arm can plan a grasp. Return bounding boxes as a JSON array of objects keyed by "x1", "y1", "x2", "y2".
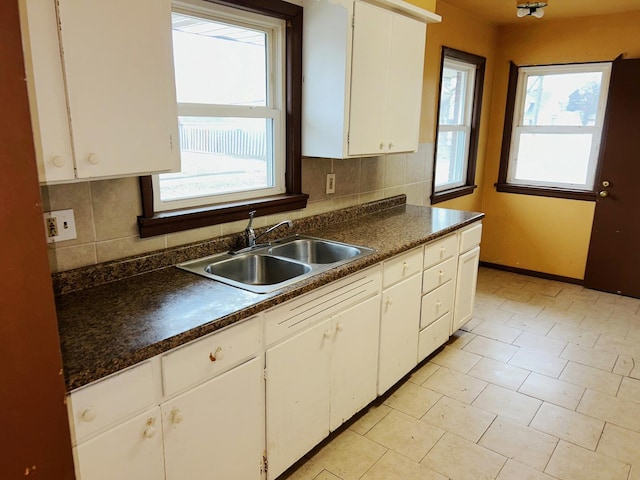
[{"x1": 177, "y1": 235, "x2": 374, "y2": 293}]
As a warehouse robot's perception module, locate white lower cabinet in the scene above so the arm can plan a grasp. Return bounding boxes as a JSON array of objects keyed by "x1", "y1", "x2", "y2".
[
  {"x1": 453, "y1": 245, "x2": 481, "y2": 333},
  {"x1": 162, "y1": 357, "x2": 264, "y2": 480}
]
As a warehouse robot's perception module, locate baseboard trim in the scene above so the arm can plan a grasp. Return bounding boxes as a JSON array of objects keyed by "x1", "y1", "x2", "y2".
[{"x1": 479, "y1": 261, "x2": 584, "y2": 286}]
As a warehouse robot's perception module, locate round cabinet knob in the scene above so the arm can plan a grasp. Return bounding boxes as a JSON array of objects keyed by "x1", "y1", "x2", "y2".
[
  {"x1": 170, "y1": 409, "x2": 184, "y2": 425},
  {"x1": 324, "y1": 330, "x2": 332, "y2": 339},
  {"x1": 209, "y1": 346, "x2": 223, "y2": 362},
  {"x1": 599, "y1": 190, "x2": 609, "y2": 198},
  {"x1": 81, "y1": 408, "x2": 97, "y2": 422},
  {"x1": 143, "y1": 425, "x2": 157, "y2": 439},
  {"x1": 336, "y1": 323, "x2": 344, "y2": 332},
  {"x1": 87, "y1": 154, "x2": 100, "y2": 165},
  {"x1": 52, "y1": 156, "x2": 66, "y2": 168}
]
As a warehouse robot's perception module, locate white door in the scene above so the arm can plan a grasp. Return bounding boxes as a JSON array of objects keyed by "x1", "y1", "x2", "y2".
[
  {"x1": 75, "y1": 407, "x2": 164, "y2": 480},
  {"x1": 57, "y1": 0, "x2": 179, "y2": 178},
  {"x1": 453, "y1": 246, "x2": 480, "y2": 333},
  {"x1": 266, "y1": 319, "x2": 332, "y2": 480},
  {"x1": 347, "y1": 1, "x2": 391, "y2": 156},
  {"x1": 162, "y1": 358, "x2": 264, "y2": 480},
  {"x1": 385, "y1": 13, "x2": 426, "y2": 153},
  {"x1": 330, "y1": 295, "x2": 380, "y2": 431},
  {"x1": 378, "y1": 274, "x2": 422, "y2": 394}
]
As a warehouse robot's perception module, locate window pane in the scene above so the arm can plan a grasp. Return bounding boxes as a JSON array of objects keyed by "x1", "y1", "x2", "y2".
[
  {"x1": 523, "y1": 72, "x2": 603, "y2": 127},
  {"x1": 439, "y1": 66, "x2": 467, "y2": 125},
  {"x1": 435, "y1": 130, "x2": 468, "y2": 188},
  {"x1": 172, "y1": 13, "x2": 266, "y2": 106},
  {"x1": 159, "y1": 117, "x2": 272, "y2": 201},
  {"x1": 514, "y1": 133, "x2": 593, "y2": 186}
]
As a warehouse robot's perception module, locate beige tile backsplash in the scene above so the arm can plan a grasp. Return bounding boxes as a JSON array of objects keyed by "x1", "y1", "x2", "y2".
[{"x1": 42, "y1": 144, "x2": 434, "y2": 273}]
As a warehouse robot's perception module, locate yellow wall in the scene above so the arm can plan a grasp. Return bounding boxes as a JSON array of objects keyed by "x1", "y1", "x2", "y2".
[
  {"x1": 406, "y1": 0, "x2": 436, "y2": 13},
  {"x1": 480, "y1": 11, "x2": 640, "y2": 279}
]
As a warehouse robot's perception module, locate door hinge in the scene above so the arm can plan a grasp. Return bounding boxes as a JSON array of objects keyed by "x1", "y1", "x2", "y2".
[
  {"x1": 262, "y1": 452, "x2": 268, "y2": 475},
  {"x1": 263, "y1": 368, "x2": 267, "y2": 381},
  {"x1": 352, "y1": 14, "x2": 355, "y2": 28},
  {"x1": 347, "y1": 132, "x2": 350, "y2": 145}
]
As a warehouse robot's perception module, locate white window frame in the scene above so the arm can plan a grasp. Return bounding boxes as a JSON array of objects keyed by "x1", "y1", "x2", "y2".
[
  {"x1": 152, "y1": 0, "x2": 286, "y2": 212},
  {"x1": 507, "y1": 62, "x2": 611, "y2": 191},
  {"x1": 434, "y1": 57, "x2": 477, "y2": 192}
]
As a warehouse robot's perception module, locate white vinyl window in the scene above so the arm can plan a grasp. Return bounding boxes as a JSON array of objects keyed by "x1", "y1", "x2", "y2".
[
  {"x1": 434, "y1": 57, "x2": 476, "y2": 192},
  {"x1": 153, "y1": 0, "x2": 285, "y2": 211},
  {"x1": 507, "y1": 63, "x2": 611, "y2": 191}
]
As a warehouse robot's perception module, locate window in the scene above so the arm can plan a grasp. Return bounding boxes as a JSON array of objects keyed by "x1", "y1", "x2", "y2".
[
  {"x1": 497, "y1": 62, "x2": 611, "y2": 199},
  {"x1": 138, "y1": 0, "x2": 306, "y2": 238},
  {"x1": 432, "y1": 47, "x2": 485, "y2": 204}
]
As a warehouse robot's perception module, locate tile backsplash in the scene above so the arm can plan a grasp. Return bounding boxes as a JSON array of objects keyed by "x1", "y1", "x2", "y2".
[{"x1": 42, "y1": 143, "x2": 434, "y2": 273}]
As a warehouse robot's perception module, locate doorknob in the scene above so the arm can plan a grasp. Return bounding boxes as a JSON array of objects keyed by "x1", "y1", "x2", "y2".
[{"x1": 598, "y1": 190, "x2": 609, "y2": 198}]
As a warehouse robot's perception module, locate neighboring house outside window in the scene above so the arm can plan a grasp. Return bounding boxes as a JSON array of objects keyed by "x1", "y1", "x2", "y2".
[
  {"x1": 497, "y1": 62, "x2": 611, "y2": 200},
  {"x1": 432, "y1": 47, "x2": 485, "y2": 204}
]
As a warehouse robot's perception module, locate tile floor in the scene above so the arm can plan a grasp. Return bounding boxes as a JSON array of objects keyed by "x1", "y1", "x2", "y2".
[{"x1": 279, "y1": 267, "x2": 640, "y2": 480}]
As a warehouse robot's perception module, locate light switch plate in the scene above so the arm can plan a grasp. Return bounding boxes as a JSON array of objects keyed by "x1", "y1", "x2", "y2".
[{"x1": 43, "y1": 209, "x2": 77, "y2": 243}]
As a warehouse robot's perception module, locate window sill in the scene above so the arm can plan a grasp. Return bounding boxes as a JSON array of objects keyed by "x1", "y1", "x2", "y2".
[
  {"x1": 431, "y1": 185, "x2": 477, "y2": 204},
  {"x1": 137, "y1": 193, "x2": 309, "y2": 238},
  {"x1": 495, "y1": 183, "x2": 596, "y2": 201}
]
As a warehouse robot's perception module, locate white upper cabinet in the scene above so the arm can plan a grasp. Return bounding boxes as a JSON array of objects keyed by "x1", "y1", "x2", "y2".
[
  {"x1": 19, "y1": 0, "x2": 180, "y2": 184},
  {"x1": 301, "y1": 0, "x2": 440, "y2": 159}
]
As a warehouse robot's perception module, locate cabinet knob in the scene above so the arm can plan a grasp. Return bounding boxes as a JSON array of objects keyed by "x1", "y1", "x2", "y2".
[
  {"x1": 435, "y1": 300, "x2": 442, "y2": 311},
  {"x1": 324, "y1": 330, "x2": 332, "y2": 339},
  {"x1": 88, "y1": 154, "x2": 101, "y2": 165},
  {"x1": 388, "y1": 141, "x2": 394, "y2": 149},
  {"x1": 52, "y1": 156, "x2": 66, "y2": 168},
  {"x1": 402, "y1": 261, "x2": 408, "y2": 271},
  {"x1": 439, "y1": 270, "x2": 444, "y2": 279},
  {"x1": 209, "y1": 346, "x2": 223, "y2": 362},
  {"x1": 379, "y1": 141, "x2": 385, "y2": 150},
  {"x1": 336, "y1": 323, "x2": 344, "y2": 332},
  {"x1": 386, "y1": 297, "x2": 394, "y2": 307},
  {"x1": 440, "y1": 246, "x2": 446, "y2": 258},
  {"x1": 143, "y1": 417, "x2": 157, "y2": 438},
  {"x1": 170, "y1": 408, "x2": 184, "y2": 425},
  {"x1": 81, "y1": 407, "x2": 97, "y2": 422}
]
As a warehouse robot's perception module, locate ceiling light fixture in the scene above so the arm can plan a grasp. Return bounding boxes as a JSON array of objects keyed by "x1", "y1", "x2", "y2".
[{"x1": 517, "y1": 1, "x2": 547, "y2": 18}]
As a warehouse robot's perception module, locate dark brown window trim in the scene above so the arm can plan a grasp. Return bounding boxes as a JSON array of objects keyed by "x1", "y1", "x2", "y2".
[
  {"x1": 431, "y1": 47, "x2": 485, "y2": 204},
  {"x1": 138, "y1": 0, "x2": 306, "y2": 238},
  {"x1": 494, "y1": 182, "x2": 596, "y2": 201}
]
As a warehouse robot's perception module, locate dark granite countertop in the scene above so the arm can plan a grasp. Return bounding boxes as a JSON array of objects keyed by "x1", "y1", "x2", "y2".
[{"x1": 56, "y1": 202, "x2": 483, "y2": 391}]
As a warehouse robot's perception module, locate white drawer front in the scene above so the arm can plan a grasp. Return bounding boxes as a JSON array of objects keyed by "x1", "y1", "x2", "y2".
[
  {"x1": 422, "y1": 256, "x2": 457, "y2": 294},
  {"x1": 68, "y1": 361, "x2": 156, "y2": 444},
  {"x1": 162, "y1": 317, "x2": 261, "y2": 397},
  {"x1": 459, "y1": 222, "x2": 482, "y2": 253},
  {"x1": 383, "y1": 248, "x2": 423, "y2": 289},
  {"x1": 420, "y1": 281, "x2": 454, "y2": 329},
  {"x1": 424, "y1": 234, "x2": 458, "y2": 269},
  {"x1": 418, "y1": 313, "x2": 451, "y2": 362}
]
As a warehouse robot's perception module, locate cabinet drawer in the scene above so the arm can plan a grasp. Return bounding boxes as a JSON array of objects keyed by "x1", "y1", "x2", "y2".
[
  {"x1": 423, "y1": 234, "x2": 458, "y2": 269},
  {"x1": 422, "y1": 256, "x2": 457, "y2": 294},
  {"x1": 459, "y1": 222, "x2": 482, "y2": 253},
  {"x1": 68, "y1": 362, "x2": 156, "y2": 444},
  {"x1": 418, "y1": 313, "x2": 451, "y2": 362},
  {"x1": 420, "y1": 281, "x2": 454, "y2": 329},
  {"x1": 162, "y1": 317, "x2": 261, "y2": 397},
  {"x1": 383, "y1": 248, "x2": 423, "y2": 288}
]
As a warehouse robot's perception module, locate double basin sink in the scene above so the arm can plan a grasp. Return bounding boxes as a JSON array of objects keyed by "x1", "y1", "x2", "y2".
[{"x1": 177, "y1": 235, "x2": 375, "y2": 293}]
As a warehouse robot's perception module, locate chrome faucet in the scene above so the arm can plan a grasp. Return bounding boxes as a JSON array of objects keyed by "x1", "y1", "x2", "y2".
[{"x1": 244, "y1": 210, "x2": 293, "y2": 248}]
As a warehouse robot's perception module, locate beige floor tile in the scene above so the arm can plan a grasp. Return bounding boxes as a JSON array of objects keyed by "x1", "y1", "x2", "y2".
[
  {"x1": 547, "y1": 324, "x2": 599, "y2": 348},
  {"x1": 365, "y1": 410, "x2": 444, "y2": 462},
  {"x1": 632, "y1": 465, "x2": 640, "y2": 480},
  {"x1": 472, "y1": 304, "x2": 514, "y2": 324},
  {"x1": 409, "y1": 362, "x2": 441, "y2": 386},
  {"x1": 513, "y1": 332, "x2": 568, "y2": 356},
  {"x1": 446, "y1": 330, "x2": 475, "y2": 349},
  {"x1": 581, "y1": 316, "x2": 630, "y2": 338},
  {"x1": 545, "y1": 440, "x2": 630, "y2": 480},
  {"x1": 309, "y1": 430, "x2": 387, "y2": 480},
  {"x1": 383, "y1": 382, "x2": 442, "y2": 419},
  {"x1": 469, "y1": 357, "x2": 530, "y2": 390},
  {"x1": 479, "y1": 417, "x2": 557, "y2": 471},
  {"x1": 472, "y1": 384, "x2": 542, "y2": 425},
  {"x1": 280, "y1": 458, "x2": 326, "y2": 480},
  {"x1": 421, "y1": 396, "x2": 495, "y2": 443},
  {"x1": 463, "y1": 336, "x2": 518, "y2": 363},
  {"x1": 506, "y1": 313, "x2": 554, "y2": 336},
  {"x1": 618, "y1": 376, "x2": 640, "y2": 403},
  {"x1": 509, "y1": 349, "x2": 568, "y2": 378},
  {"x1": 519, "y1": 372, "x2": 585, "y2": 410},
  {"x1": 476, "y1": 292, "x2": 506, "y2": 309},
  {"x1": 430, "y1": 345, "x2": 482, "y2": 374},
  {"x1": 536, "y1": 308, "x2": 584, "y2": 327},
  {"x1": 422, "y1": 367, "x2": 488, "y2": 404},
  {"x1": 495, "y1": 287, "x2": 535, "y2": 303},
  {"x1": 578, "y1": 389, "x2": 640, "y2": 432},
  {"x1": 596, "y1": 423, "x2": 640, "y2": 465},
  {"x1": 559, "y1": 361, "x2": 622, "y2": 396},
  {"x1": 471, "y1": 320, "x2": 523, "y2": 343},
  {"x1": 522, "y1": 281, "x2": 564, "y2": 297},
  {"x1": 460, "y1": 316, "x2": 482, "y2": 331},
  {"x1": 560, "y1": 344, "x2": 618, "y2": 372},
  {"x1": 497, "y1": 459, "x2": 557, "y2": 480},
  {"x1": 312, "y1": 472, "x2": 342, "y2": 480},
  {"x1": 613, "y1": 355, "x2": 640, "y2": 379},
  {"x1": 360, "y1": 451, "x2": 447, "y2": 480},
  {"x1": 530, "y1": 402, "x2": 604, "y2": 450},
  {"x1": 568, "y1": 300, "x2": 615, "y2": 319},
  {"x1": 349, "y1": 403, "x2": 392, "y2": 436},
  {"x1": 421, "y1": 432, "x2": 507, "y2": 480},
  {"x1": 500, "y1": 300, "x2": 544, "y2": 317},
  {"x1": 596, "y1": 335, "x2": 640, "y2": 357},
  {"x1": 528, "y1": 294, "x2": 574, "y2": 311}
]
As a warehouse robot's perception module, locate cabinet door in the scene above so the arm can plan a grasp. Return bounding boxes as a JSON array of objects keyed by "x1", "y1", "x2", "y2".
[
  {"x1": 75, "y1": 407, "x2": 164, "y2": 480},
  {"x1": 347, "y1": 1, "x2": 391, "y2": 156},
  {"x1": 453, "y1": 246, "x2": 480, "y2": 333},
  {"x1": 385, "y1": 13, "x2": 426, "y2": 153},
  {"x1": 266, "y1": 319, "x2": 332, "y2": 480},
  {"x1": 162, "y1": 357, "x2": 264, "y2": 480},
  {"x1": 378, "y1": 274, "x2": 422, "y2": 394},
  {"x1": 330, "y1": 295, "x2": 380, "y2": 431},
  {"x1": 57, "y1": 0, "x2": 179, "y2": 179}
]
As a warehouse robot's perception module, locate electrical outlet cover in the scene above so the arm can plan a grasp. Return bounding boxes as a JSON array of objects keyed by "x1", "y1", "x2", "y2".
[{"x1": 43, "y1": 209, "x2": 77, "y2": 243}]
